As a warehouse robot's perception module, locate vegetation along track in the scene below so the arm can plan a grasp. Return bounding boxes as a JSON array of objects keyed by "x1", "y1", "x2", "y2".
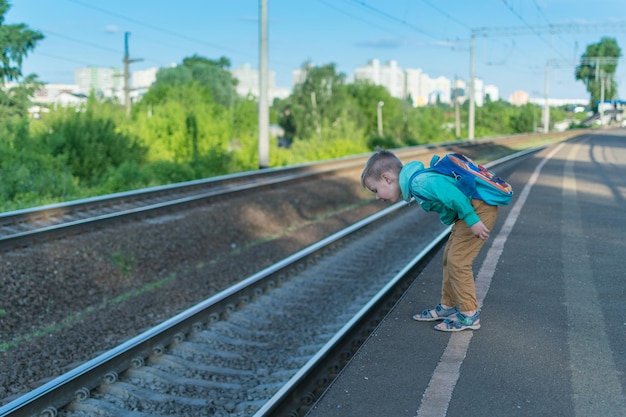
[
  {"x1": 0, "y1": 131, "x2": 585, "y2": 415},
  {"x1": 0, "y1": 131, "x2": 578, "y2": 251}
]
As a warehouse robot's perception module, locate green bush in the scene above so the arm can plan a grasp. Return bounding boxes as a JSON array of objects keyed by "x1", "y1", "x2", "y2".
[{"x1": 38, "y1": 106, "x2": 146, "y2": 187}]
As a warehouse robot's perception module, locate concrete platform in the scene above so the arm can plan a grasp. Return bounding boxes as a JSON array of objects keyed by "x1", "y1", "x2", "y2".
[{"x1": 306, "y1": 130, "x2": 626, "y2": 417}]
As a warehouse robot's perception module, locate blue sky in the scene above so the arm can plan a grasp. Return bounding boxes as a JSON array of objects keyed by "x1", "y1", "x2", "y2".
[{"x1": 7, "y1": 0, "x2": 626, "y2": 101}]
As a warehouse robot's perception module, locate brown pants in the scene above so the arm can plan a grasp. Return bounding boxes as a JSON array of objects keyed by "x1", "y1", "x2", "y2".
[{"x1": 441, "y1": 199, "x2": 498, "y2": 311}]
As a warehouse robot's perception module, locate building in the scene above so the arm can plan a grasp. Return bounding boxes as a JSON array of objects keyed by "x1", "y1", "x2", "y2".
[
  {"x1": 429, "y1": 76, "x2": 451, "y2": 104},
  {"x1": 355, "y1": 60, "x2": 455, "y2": 107},
  {"x1": 509, "y1": 90, "x2": 530, "y2": 106},
  {"x1": 405, "y1": 68, "x2": 427, "y2": 106},
  {"x1": 354, "y1": 59, "x2": 382, "y2": 86},
  {"x1": 291, "y1": 63, "x2": 313, "y2": 86},
  {"x1": 355, "y1": 59, "x2": 406, "y2": 100},
  {"x1": 132, "y1": 67, "x2": 158, "y2": 91},
  {"x1": 31, "y1": 83, "x2": 80, "y2": 105},
  {"x1": 27, "y1": 83, "x2": 87, "y2": 117},
  {"x1": 484, "y1": 84, "x2": 499, "y2": 102},
  {"x1": 231, "y1": 63, "x2": 290, "y2": 102},
  {"x1": 75, "y1": 67, "x2": 123, "y2": 99},
  {"x1": 451, "y1": 78, "x2": 467, "y2": 104},
  {"x1": 378, "y1": 60, "x2": 405, "y2": 99},
  {"x1": 473, "y1": 78, "x2": 485, "y2": 107}
]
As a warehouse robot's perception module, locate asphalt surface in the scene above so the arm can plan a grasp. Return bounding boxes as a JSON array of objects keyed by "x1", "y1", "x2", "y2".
[{"x1": 306, "y1": 130, "x2": 626, "y2": 417}]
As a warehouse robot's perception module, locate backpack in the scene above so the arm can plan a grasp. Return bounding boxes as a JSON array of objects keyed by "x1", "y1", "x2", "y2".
[{"x1": 409, "y1": 153, "x2": 514, "y2": 206}]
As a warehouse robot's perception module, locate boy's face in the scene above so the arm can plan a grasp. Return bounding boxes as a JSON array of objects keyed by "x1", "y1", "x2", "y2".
[{"x1": 364, "y1": 172, "x2": 402, "y2": 203}]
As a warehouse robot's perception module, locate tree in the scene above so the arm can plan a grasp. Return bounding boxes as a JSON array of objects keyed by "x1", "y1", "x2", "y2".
[
  {"x1": 575, "y1": 37, "x2": 622, "y2": 107},
  {"x1": 288, "y1": 62, "x2": 348, "y2": 140},
  {"x1": 0, "y1": 0, "x2": 44, "y2": 83},
  {"x1": 0, "y1": 73, "x2": 41, "y2": 118},
  {"x1": 150, "y1": 54, "x2": 238, "y2": 108},
  {"x1": 346, "y1": 80, "x2": 394, "y2": 137},
  {"x1": 509, "y1": 103, "x2": 536, "y2": 133},
  {"x1": 41, "y1": 98, "x2": 146, "y2": 186}
]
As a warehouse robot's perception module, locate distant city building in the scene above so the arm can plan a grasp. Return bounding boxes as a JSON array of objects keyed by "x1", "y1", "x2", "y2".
[
  {"x1": 355, "y1": 59, "x2": 406, "y2": 100},
  {"x1": 355, "y1": 60, "x2": 453, "y2": 107},
  {"x1": 473, "y1": 78, "x2": 484, "y2": 107},
  {"x1": 291, "y1": 65, "x2": 310, "y2": 86},
  {"x1": 27, "y1": 83, "x2": 86, "y2": 117},
  {"x1": 355, "y1": 59, "x2": 382, "y2": 85},
  {"x1": 429, "y1": 76, "x2": 451, "y2": 104},
  {"x1": 31, "y1": 83, "x2": 80, "y2": 105},
  {"x1": 75, "y1": 67, "x2": 123, "y2": 99},
  {"x1": 231, "y1": 63, "x2": 290, "y2": 102},
  {"x1": 378, "y1": 60, "x2": 405, "y2": 99},
  {"x1": 484, "y1": 84, "x2": 499, "y2": 102},
  {"x1": 451, "y1": 78, "x2": 467, "y2": 104},
  {"x1": 509, "y1": 90, "x2": 530, "y2": 106},
  {"x1": 132, "y1": 67, "x2": 158, "y2": 90},
  {"x1": 528, "y1": 97, "x2": 590, "y2": 107},
  {"x1": 23, "y1": 59, "x2": 584, "y2": 114},
  {"x1": 405, "y1": 68, "x2": 427, "y2": 106}
]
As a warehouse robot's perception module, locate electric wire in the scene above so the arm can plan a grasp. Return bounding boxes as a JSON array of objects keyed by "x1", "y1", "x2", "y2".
[
  {"x1": 39, "y1": 30, "x2": 168, "y2": 69},
  {"x1": 64, "y1": 0, "x2": 295, "y2": 71},
  {"x1": 66, "y1": 0, "x2": 251, "y2": 60},
  {"x1": 344, "y1": 0, "x2": 441, "y2": 41},
  {"x1": 499, "y1": 0, "x2": 569, "y2": 61},
  {"x1": 531, "y1": 0, "x2": 575, "y2": 53}
]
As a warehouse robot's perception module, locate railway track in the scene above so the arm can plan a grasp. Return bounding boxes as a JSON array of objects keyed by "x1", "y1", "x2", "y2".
[
  {"x1": 0, "y1": 133, "x2": 584, "y2": 416},
  {"x1": 1, "y1": 198, "x2": 449, "y2": 417},
  {"x1": 0, "y1": 132, "x2": 576, "y2": 251},
  {"x1": 0, "y1": 145, "x2": 550, "y2": 417}
]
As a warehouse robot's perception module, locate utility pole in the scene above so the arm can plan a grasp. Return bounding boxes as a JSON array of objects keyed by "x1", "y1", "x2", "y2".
[
  {"x1": 123, "y1": 32, "x2": 142, "y2": 118},
  {"x1": 258, "y1": 0, "x2": 269, "y2": 169},
  {"x1": 543, "y1": 61, "x2": 550, "y2": 133},
  {"x1": 454, "y1": 75, "x2": 460, "y2": 138},
  {"x1": 377, "y1": 101, "x2": 384, "y2": 137},
  {"x1": 599, "y1": 70, "x2": 605, "y2": 125},
  {"x1": 543, "y1": 33, "x2": 554, "y2": 133},
  {"x1": 468, "y1": 35, "x2": 475, "y2": 140}
]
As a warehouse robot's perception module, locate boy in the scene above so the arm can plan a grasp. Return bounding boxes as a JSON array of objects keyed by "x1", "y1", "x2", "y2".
[{"x1": 361, "y1": 150, "x2": 498, "y2": 332}]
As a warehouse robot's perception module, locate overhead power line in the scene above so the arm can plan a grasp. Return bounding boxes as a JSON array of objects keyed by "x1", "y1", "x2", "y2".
[
  {"x1": 317, "y1": 0, "x2": 392, "y2": 34},
  {"x1": 418, "y1": 0, "x2": 471, "y2": 31},
  {"x1": 66, "y1": 0, "x2": 254, "y2": 60},
  {"x1": 43, "y1": 30, "x2": 121, "y2": 55},
  {"x1": 530, "y1": 0, "x2": 574, "y2": 51},
  {"x1": 345, "y1": 0, "x2": 441, "y2": 40},
  {"x1": 499, "y1": 0, "x2": 568, "y2": 61}
]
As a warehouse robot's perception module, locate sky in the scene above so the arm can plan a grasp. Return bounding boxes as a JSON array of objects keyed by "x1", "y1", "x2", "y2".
[{"x1": 7, "y1": 0, "x2": 626, "y2": 101}]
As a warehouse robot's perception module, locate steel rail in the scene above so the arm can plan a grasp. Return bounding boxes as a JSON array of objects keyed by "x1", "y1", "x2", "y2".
[
  {"x1": 0, "y1": 131, "x2": 569, "y2": 251},
  {"x1": 0, "y1": 148, "x2": 545, "y2": 417},
  {"x1": 250, "y1": 147, "x2": 547, "y2": 417},
  {"x1": 0, "y1": 198, "x2": 409, "y2": 417},
  {"x1": 0, "y1": 148, "x2": 426, "y2": 251}
]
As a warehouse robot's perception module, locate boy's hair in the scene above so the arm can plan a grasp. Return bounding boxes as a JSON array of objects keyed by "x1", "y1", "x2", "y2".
[{"x1": 361, "y1": 149, "x2": 403, "y2": 188}]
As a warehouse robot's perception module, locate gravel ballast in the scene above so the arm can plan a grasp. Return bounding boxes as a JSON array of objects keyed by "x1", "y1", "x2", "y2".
[{"x1": 0, "y1": 172, "x2": 383, "y2": 405}]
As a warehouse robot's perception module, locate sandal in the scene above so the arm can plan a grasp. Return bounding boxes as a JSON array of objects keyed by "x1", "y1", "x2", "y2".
[
  {"x1": 434, "y1": 311, "x2": 481, "y2": 332},
  {"x1": 412, "y1": 304, "x2": 458, "y2": 322}
]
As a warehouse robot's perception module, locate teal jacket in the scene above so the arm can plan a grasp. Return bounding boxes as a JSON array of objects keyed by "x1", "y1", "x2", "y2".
[{"x1": 399, "y1": 161, "x2": 481, "y2": 227}]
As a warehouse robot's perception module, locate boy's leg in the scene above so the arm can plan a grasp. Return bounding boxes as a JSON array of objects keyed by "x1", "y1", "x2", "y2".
[{"x1": 441, "y1": 200, "x2": 498, "y2": 311}]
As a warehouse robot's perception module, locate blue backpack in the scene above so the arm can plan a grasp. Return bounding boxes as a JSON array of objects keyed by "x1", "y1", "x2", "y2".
[{"x1": 409, "y1": 153, "x2": 513, "y2": 206}]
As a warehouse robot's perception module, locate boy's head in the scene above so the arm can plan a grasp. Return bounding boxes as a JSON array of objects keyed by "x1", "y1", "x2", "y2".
[{"x1": 361, "y1": 150, "x2": 403, "y2": 203}]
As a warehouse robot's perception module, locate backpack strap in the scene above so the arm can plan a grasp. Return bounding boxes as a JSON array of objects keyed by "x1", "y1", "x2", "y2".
[{"x1": 408, "y1": 170, "x2": 430, "y2": 202}]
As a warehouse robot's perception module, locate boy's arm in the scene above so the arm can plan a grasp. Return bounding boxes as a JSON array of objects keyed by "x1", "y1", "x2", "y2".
[
  {"x1": 470, "y1": 221, "x2": 491, "y2": 240},
  {"x1": 417, "y1": 176, "x2": 481, "y2": 227}
]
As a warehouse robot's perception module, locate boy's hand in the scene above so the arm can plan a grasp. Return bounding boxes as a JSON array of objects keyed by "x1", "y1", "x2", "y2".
[{"x1": 470, "y1": 221, "x2": 490, "y2": 240}]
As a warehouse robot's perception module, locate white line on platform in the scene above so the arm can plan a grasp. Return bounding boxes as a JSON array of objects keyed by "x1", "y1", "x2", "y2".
[{"x1": 415, "y1": 143, "x2": 566, "y2": 417}]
